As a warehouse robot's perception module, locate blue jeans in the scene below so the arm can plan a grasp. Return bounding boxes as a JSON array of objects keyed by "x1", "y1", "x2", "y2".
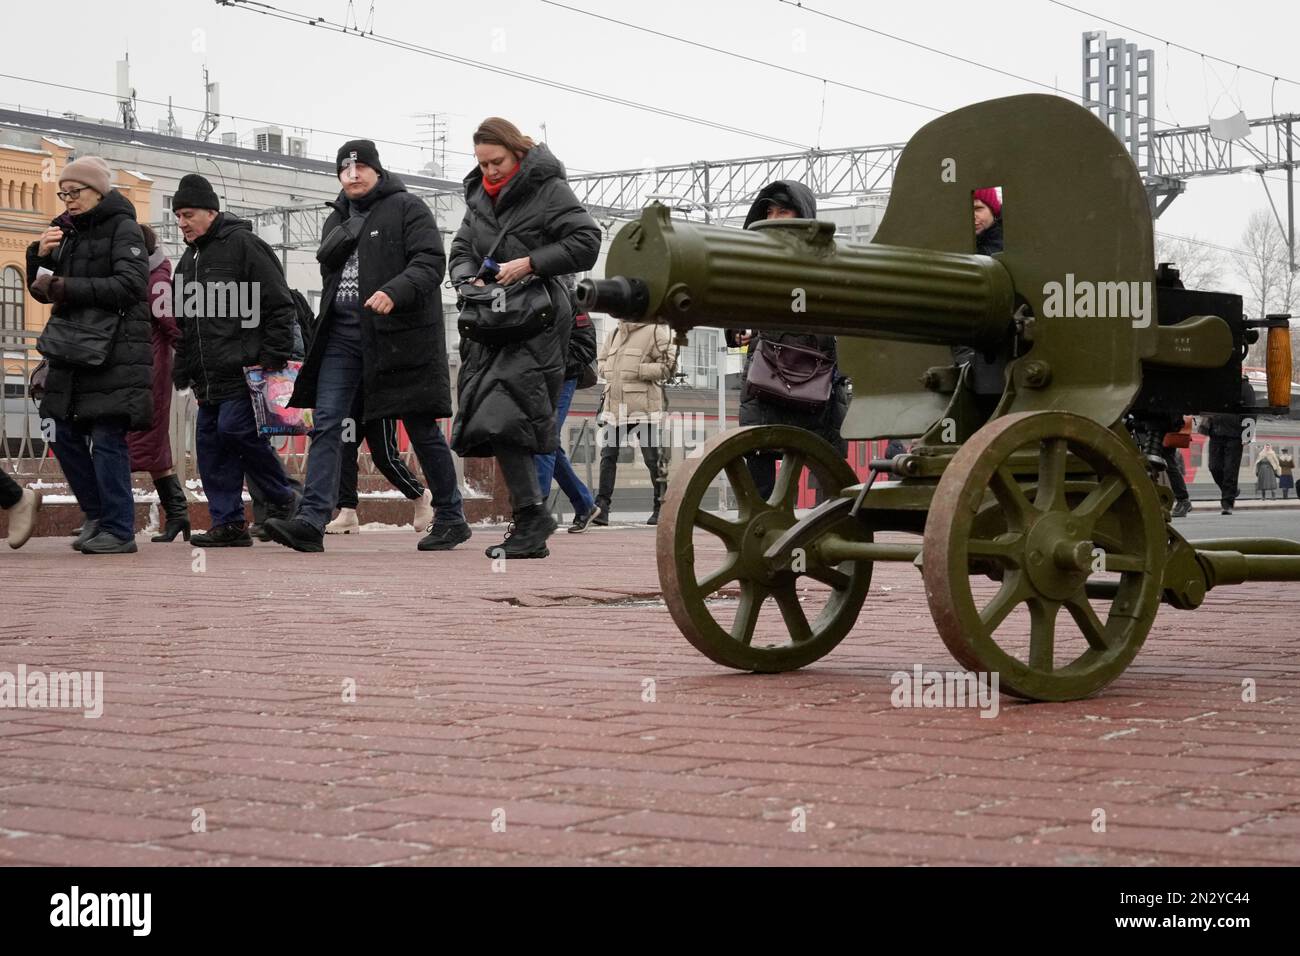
[
  {"x1": 298, "y1": 324, "x2": 465, "y2": 532},
  {"x1": 535, "y1": 378, "x2": 594, "y2": 515},
  {"x1": 51, "y1": 416, "x2": 134, "y2": 539},
  {"x1": 196, "y1": 394, "x2": 295, "y2": 527}
]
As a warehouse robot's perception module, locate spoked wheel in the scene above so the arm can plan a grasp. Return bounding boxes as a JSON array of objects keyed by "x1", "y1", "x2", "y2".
[
  {"x1": 657, "y1": 426, "x2": 871, "y2": 672},
  {"x1": 922, "y1": 412, "x2": 1166, "y2": 701}
]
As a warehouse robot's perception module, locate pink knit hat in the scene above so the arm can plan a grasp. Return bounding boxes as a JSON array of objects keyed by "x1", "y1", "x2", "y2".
[
  {"x1": 973, "y1": 187, "x2": 1002, "y2": 218},
  {"x1": 58, "y1": 156, "x2": 113, "y2": 197}
]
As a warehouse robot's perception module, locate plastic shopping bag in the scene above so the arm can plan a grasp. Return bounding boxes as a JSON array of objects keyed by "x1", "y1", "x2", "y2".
[{"x1": 244, "y1": 363, "x2": 314, "y2": 436}]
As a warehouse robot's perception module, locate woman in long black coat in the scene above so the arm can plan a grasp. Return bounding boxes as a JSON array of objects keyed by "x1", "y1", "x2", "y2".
[
  {"x1": 449, "y1": 117, "x2": 601, "y2": 559},
  {"x1": 26, "y1": 156, "x2": 151, "y2": 554}
]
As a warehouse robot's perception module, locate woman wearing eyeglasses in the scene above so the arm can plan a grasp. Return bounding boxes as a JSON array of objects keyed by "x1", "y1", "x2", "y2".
[{"x1": 26, "y1": 156, "x2": 153, "y2": 554}]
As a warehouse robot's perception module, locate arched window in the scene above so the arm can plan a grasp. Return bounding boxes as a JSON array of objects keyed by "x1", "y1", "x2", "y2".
[{"x1": 1, "y1": 266, "x2": 24, "y2": 346}]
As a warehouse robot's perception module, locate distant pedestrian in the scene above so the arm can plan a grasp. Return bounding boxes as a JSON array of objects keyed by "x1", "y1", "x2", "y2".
[
  {"x1": 724, "y1": 180, "x2": 848, "y2": 501},
  {"x1": 595, "y1": 318, "x2": 677, "y2": 525},
  {"x1": 1162, "y1": 414, "x2": 1193, "y2": 517},
  {"x1": 1279, "y1": 448, "x2": 1295, "y2": 499},
  {"x1": 326, "y1": 396, "x2": 434, "y2": 534},
  {"x1": 536, "y1": 310, "x2": 600, "y2": 532},
  {"x1": 127, "y1": 223, "x2": 189, "y2": 543},
  {"x1": 1199, "y1": 377, "x2": 1255, "y2": 515},
  {"x1": 1256, "y1": 443, "x2": 1281, "y2": 499},
  {"x1": 450, "y1": 117, "x2": 601, "y2": 558}
]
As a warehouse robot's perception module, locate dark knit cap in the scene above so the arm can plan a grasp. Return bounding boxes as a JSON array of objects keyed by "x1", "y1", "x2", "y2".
[
  {"x1": 173, "y1": 173, "x2": 221, "y2": 212},
  {"x1": 336, "y1": 139, "x2": 384, "y2": 176}
]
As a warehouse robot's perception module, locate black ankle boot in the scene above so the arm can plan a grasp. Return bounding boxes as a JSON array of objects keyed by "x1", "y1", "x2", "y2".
[
  {"x1": 647, "y1": 479, "x2": 666, "y2": 526},
  {"x1": 151, "y1": 474, "x2": 191, "y2": 543},
  {"x1": 486, "y1": 505, "x2": 556, "y2": 559}
]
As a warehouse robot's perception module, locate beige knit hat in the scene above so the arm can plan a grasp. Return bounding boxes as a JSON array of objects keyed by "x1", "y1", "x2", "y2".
[{"x1": 58, "y1": 156, "x2": 113, "y2": 197}]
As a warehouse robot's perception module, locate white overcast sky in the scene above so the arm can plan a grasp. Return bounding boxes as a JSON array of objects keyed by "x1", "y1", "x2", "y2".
[{"x1": 3, "y1": 0, "x2": 1298, "y2": 282}]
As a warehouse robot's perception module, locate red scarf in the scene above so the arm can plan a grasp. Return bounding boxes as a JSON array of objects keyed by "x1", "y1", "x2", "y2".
[{"x1": 481, "y1": 163, "x2": 520, "y2": 200}]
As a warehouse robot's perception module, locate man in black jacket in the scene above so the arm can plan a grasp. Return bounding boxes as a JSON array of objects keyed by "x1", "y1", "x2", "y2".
[
  {"x1": 264, "y1": 140, "x2": 469, "y2": 553},
  {"x1": 171, "y1": 173, "x2": 298, "y2": 547}
]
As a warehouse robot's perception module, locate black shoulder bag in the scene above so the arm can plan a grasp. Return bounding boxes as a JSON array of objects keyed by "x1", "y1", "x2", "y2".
[{"x1": 456, "y1": 214, "x2": 554, "y2": 347}]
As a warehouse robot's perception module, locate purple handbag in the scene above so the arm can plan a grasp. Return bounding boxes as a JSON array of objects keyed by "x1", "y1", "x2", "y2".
[{"x1": 746, "y1": 339, "x2": 834, "y2": 411}]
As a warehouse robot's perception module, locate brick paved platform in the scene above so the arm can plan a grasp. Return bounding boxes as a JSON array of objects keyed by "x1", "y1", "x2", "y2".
[{"x1": 1, "y1": 526, "x2": 1298, "y2": 866}]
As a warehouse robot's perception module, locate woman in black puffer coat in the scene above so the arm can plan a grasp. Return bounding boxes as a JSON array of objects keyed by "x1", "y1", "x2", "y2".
[
  {"x1": 26, "y1": 156, "x2": 151, "y2": 554},
  {"x1": 450, "y1": 117, "x2": 601, "y2": 559},
  {"x1": 725, "y1": 180, "x2": 849, "y2": 499}
]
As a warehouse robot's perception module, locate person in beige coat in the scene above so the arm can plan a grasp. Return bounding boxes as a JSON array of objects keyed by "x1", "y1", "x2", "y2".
[
  {"x1": 1256, "y1": 443, "x2": 1282, "y2": 499},
  {"x1": 594, "y1": 320, "x2": 677, "y2": 525}
]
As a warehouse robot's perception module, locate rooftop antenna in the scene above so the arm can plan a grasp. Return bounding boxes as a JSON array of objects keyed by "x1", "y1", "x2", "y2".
[
  {"x1": 196, "y1": 66, "x2": 220, "y2": 142},
  {"x1": 116, "y1": 53, "x2": 139, "y2": 130},
  {"x1": 412, "y1": 111, "x2": 448, "y2": 178}
]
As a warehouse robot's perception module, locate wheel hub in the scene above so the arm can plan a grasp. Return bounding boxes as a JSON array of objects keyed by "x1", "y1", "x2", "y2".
[
  {"x1": 739, "y1": 510, "x2": 795, "y2": 584},
  {"x1": 1024, "y1": 511, "x2": 1094, "y2": 600}
]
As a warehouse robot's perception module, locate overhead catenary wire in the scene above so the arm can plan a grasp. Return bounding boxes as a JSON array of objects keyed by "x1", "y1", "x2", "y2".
[
  {"x1": 540, "y1": 0, "x2": 944, "y2": 114},
  {"x1": 216, "y1": 0, "x2": 812, "y2": 151},
  {"x1": 779, "y1": 0, "x2": 1188, "y2": 131}
]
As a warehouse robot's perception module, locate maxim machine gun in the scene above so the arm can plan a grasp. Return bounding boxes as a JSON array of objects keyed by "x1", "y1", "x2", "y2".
[{"x1": 578, "y1": 94, "x2": 1300, "y2": 702}]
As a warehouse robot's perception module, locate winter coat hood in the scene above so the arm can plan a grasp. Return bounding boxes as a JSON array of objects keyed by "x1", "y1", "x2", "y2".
[{"x1": 743, "y1": 180, "x2": 817, "y2": 229}]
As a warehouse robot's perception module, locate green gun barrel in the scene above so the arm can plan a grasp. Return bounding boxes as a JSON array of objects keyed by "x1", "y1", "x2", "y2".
[{"x1": 577, "y1": 204, "x2": 1015, "y2": 348}]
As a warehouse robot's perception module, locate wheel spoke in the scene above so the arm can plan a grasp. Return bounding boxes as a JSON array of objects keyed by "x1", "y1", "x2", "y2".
[
  {"x1": 804, "y1": 561, "x2": 853, "y2": 591},
  {"x1": 723, "y1": 458, "x2": 764, "y2": 515},
  {"x1": 769, "y1": 451, "x2": 807, "y2": 511},
  {"x1": 990, "y1": 466, "x2": 1036, "y2": 529},
  {"x1": 967, "y1": 533, "x2": 1025, "y2": 568},
  {"x1": 1035, "y1": 438, "x2": 1069, "y2": 512},
  {"x1": 697, "y1": 557, "x2": 740, "y2": 597},
  {"x1": 772, "y1": 582, "x2": 813, "y2": 643},
  {"x1": 694, "y1": 509, "x2": 742, "y2": 544},
  {"x1": 1064, "y1": 592, "x2": 1110, "y2": 650},
  {"x1": 731, "y1": 581, "x2": 768, "y2": 645},
  {"x1": 1073, "y1": 473, "x2": 1126, "y2": 526},
  {"x1": 979, "y1": 574, "x2": 1026, "y2": 633},
  {"x1": 1027, "y1": 598, "x2": 1060, "y2": 671}
]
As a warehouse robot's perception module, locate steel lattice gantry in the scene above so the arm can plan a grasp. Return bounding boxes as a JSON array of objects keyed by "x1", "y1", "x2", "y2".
[
  {"x1": 1150, "y1": 114, "x2": 1300, "y2": 178},
  {"x1": 565, "y1": 143, "x2": 906, "y2": 221}
]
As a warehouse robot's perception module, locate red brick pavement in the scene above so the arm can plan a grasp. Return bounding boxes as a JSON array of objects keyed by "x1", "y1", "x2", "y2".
[{"x1": 1, "y1": 527, "x2": 1297, "y2": 866}]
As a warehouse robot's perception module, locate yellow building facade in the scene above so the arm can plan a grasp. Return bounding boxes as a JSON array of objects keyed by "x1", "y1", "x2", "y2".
[{"x1": 1, "y1": 138, "x2": 151, "y2": 380}]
